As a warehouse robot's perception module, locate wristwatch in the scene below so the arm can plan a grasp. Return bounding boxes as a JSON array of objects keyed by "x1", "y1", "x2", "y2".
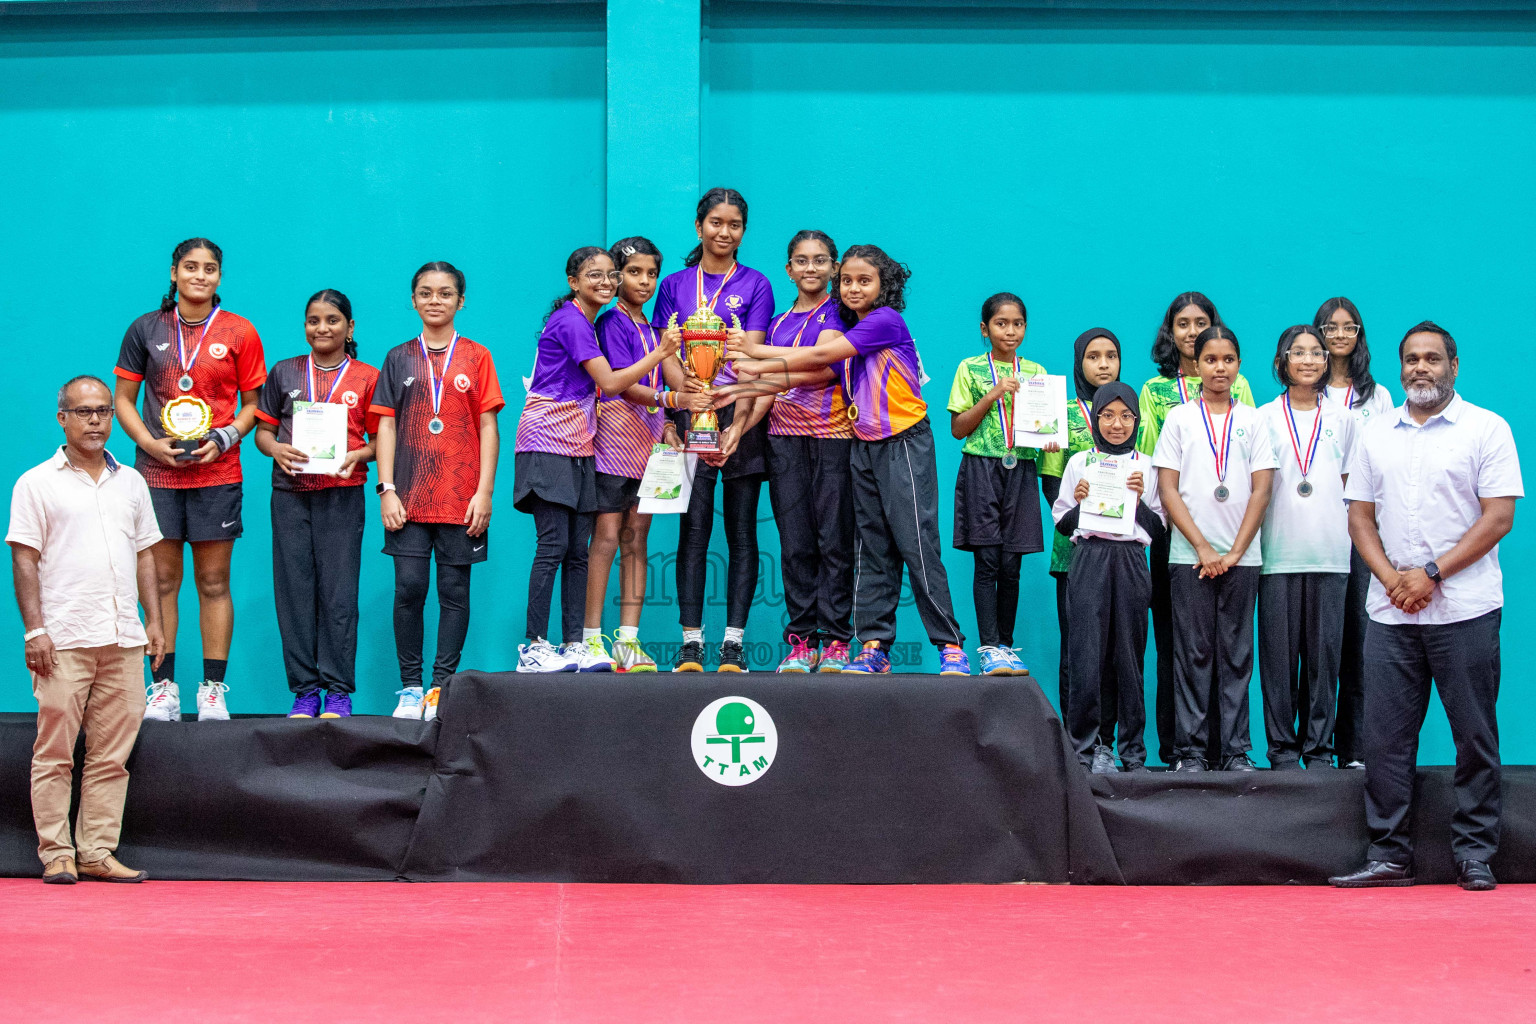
[
  {"x1": 376, "y1": 482, "x2": 396, "y2": 496},
  {"x1": 1424, "y1": 560, "x2": 1443, "y2": 583}
]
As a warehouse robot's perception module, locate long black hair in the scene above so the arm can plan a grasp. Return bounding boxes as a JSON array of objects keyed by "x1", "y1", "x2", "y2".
[
  {"x1": 307, "y1": 288, "x2": 357, "y2": 359},
  {"x1": 685, "y1": 187, "x2": 748, "y2": 268},
  {"x1": 1273, "y1": 324, "x2": 1327, "y2": 392},
  {"x1": 786, "y1": 229, "x2": 838, "y2": 263},
  {"x1": 1312, "y1": 296, "x2": 1377, "y2": 407},
  {"x1": 161, "y1": 237, "x2": 223, "y2": 313},
  {"x1": 832, "y1": 244, "x2": 910, "y2": 326},
  {"x1": 545, "y1": 246, "x2": 609, "y2": 324},
  {"x1": 1151, "y1": 291, "x2": 1222, "y2": 378}
]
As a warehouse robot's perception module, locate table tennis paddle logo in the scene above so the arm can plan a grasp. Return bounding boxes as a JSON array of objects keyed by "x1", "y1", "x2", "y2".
[{"x1": 691, "y1": 696, "x2": 777, "y2": 786}]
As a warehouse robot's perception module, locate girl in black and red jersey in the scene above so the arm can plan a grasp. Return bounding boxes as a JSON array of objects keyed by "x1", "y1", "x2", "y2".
[
  {"x1": 114, "y1": 237, "x2": 267, "y2": 723},
  {"x1": 254, "y1": 289, "x2": 379, "y2": 719},
  {"x1": 372, "y1": 262, "x2": 504, "y2": 722}
]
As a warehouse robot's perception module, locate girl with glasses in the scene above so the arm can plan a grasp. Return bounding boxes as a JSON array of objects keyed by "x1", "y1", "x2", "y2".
[
  {"x1": 651, "y1": 187, "x2": 776, "y2": 673},
  {"x1": 115, "y1": 237, "x2": 267, "y2": 723},
  {"x1": 1313, "y1": 296, "x2": 1392, "y2": 770},
  {"x1": 513, "y1": 247, "x2": 678, "y2": 673},
  {"x1": 1257, "y1": 325, "x2": 1356, "y2": 769}
]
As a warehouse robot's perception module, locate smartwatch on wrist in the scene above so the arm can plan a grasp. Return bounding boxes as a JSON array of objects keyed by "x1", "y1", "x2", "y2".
[
  {"x1": 1424, "y1": 560, "x2": 1443, "y2": 583},
  {"x1": 376, "y1": 482, "x2": 396, "y2": 496}
]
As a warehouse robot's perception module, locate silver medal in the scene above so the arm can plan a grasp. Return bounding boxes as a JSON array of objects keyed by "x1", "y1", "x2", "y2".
[
  {"x1": 428, "y1": 417, "x2": 445, "y2": 435},
  {"x1": 1214, "y1": 484, "x2": 1230, "y2": 502},
  {"x1": 178, "y1": 375, "x2": 194, "y2": 392},
  {"x1": 1297, "y1": 480, "x2": 1314, "y2": 498},
  {"x1": 1001, "y1": 452, "x2": 1018, "y2": 470}
]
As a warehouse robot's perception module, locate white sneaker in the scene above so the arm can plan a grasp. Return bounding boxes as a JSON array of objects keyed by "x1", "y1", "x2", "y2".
[
  {"x1": 392, "y1": 686, "x2": 424, "y2": 719},
  {"x1": 518, "y1": 638, "x2": 578, "y2": 673},
  {"x1": 422, "y1": 686, "x2": 441, "y2": 723},
  {"x1": 144, "y1": 680, "x2": 181, "y2": 722},
  {"x1": 573, "y1": 636, "x2": 615, "y2": 673},
  {"x1": 196, "y1": 681, "x2": 230, "y2": 721},
  {"x1": 613, "y1": 636, "x2": 658, "y2": 673}
]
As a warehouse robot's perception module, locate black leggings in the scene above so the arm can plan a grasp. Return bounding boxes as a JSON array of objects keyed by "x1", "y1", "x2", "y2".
[
  {"x1": 393, "y1": 556, "x2": 471, "y2": 690},
  {"x1": 526, "y1": 497, "x2": 594, "y2": 644},
  {"x1": 972, "y1": 546, "x2": 1023, "y2": 649},
  {"x1": 678, "y1": 467, "x2": 762, "y2": 629}
]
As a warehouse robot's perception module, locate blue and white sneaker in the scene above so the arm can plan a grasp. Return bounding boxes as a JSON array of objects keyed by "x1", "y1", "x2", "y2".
[
  {"x1": 842, "y1": 642, "x2": 890, "y2": 675},
  {"x1": 977, "y1": 646, "x2": 1012, "y2": 676},
  {"x1": 518, "y1": 638, "x2": 578, "y2": 673},
  {"x1": 1001, "y1": 647, "x2": 1029, "y2": 676},
  {"x1": 572, "y1": 636, "x2": 616, "y2": 672},
  {"x1": 392, "y1": 686, "x2": 424, "y2": 720},
  {"x1": 938, "y1": 645, "x2": 971, "y2": 676}
]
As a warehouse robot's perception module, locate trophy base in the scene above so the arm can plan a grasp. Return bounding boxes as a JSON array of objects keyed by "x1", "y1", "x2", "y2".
[
  {"x1": 173, "y1": 438, "x2": 203, "y2": 462},
  {"x1": 684, "y1": 430, "x2": 721, "y2": 453}
]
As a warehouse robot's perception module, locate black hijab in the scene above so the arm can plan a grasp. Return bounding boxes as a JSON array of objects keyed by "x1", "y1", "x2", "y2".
[
  {"x1": 1072, "y1": 327, "x2": 1122, "y2": 404},
  {"x1": 1089, "y1": 381, "x2": 1140, "y2": 456}
]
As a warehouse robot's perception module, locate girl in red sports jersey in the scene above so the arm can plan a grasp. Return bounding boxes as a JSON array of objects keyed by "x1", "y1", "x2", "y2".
[{"x1": 114, "y1": 237, "x2": 267, "y2": 722}]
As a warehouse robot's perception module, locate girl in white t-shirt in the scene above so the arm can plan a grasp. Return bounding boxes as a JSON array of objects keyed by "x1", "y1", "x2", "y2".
[
  {"x1": 1258, "y1": 324, "x2": 1356, "y2": 771},
  {"x1": 1152, "y1": 326, "x2": 1277, "y2": 772},
  {"x1": 1051, "y1": 382, "x2": 1165, "y2": 774},
  {"x1": 1312, "y1": 296, "x2": 1391, "y2": 770}
]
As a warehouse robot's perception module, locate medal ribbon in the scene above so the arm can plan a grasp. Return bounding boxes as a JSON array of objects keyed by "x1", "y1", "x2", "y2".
[
  {"x1": 417, "y1": 330, "x2": 460, "y2": 421},
  {"x1": 770, "y1": 297, "x2": 832, "y2": 349},
  {"x1": 1076, "y1": 398, "x2": 1093, "y2": 436},
  {"x1": 1342, "y1": 383, "x2": 1354, "y2": 411},
  {"x1": 619, "y1": 302, "x2": 661, "y2": 394},
  {"x1": 1198, "y1": 398, "x2": 1234, "y2": 483},
  {"x1": 306, "y1": 356, "x2": 351, "y2": 404},
  {"x1": 1284, "y1": 393, "x2": 1323, "y2": 480},
  {"x1": 175, "y1": 306, "x2": 220, "y2": 379},
  {"x1": 1175, "y1": 372, "x2": 1192, "y2": 405},
  {"x1": 695, "y1": 262, "x2": 738, "y2": 313},
  {"x1": 987, "y1": 354, "x2": 1019, "y2": 451}
]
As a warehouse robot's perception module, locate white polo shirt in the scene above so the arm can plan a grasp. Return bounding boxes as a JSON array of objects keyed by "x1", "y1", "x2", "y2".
[
  {"x1": 1152, "y1": 400, "x2": 1279, "y2": 567},
  {"x1": 1344, "y1": 394, "x2": 1523, "y2": 625},
  {"x1": 6, "y1": 447, "x2": 162, "y2": 650}
]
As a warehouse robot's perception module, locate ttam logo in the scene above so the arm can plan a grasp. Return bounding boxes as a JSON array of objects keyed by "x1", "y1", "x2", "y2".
[
  {"x1": 691, "y1": 696, "x2": 777, "y2": 786},
  {"x1": 342, "y1": 390, "x2": 359, "y2": 408},
  {"x1": 208, "y1": 343, "x2": 229, "y2": 360},
  {"x1": 454, "y1": 373, "x2": 472, "y2": 393}
]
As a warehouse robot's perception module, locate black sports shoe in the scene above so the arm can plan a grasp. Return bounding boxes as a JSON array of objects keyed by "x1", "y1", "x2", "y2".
[
  {"x1": 718, "y1": 639, "x2": 748, "y2": 673},
  {"x1": 1090, "y1": 745, "x2": 1117, "y2": 774},
  {"x1": 673, "y1": 640, "x2": 705, "y2": 673},
  {"x1": 1221, "y1": 753, "x2": 1259, "y2": 772},
  {"x1": 1173, "y1": 757, "x2": 1207, "y2": 773}
]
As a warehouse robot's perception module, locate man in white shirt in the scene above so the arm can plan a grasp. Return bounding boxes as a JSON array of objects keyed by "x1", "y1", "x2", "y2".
[
  {"x1": 1331, "y1": 323, "x2": 1520, "y2": 891},
  {"x1": 7, "y1": 376, "x2": 165, "y2": 884}
]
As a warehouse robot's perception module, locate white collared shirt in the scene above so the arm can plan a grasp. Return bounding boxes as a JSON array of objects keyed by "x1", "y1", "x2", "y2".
[
  {"x1": 1152, "y1": 400, "x2": 1279, "y2": 567},
  {"x1": 1344, "y1": 394, "x2": 1523, "y2": 625},
  {"x1": 6, "y1": 447, "x2": 162, "y2": 650},
  {"x1": 1259, "y1": 395, "x2": 1355, "y2": 574}
]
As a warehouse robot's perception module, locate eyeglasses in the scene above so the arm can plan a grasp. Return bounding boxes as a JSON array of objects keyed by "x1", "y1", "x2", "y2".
[
  {"x1": 1322, "y1": 323, "x2": 1360, "y2": 338},
  {"x1": 581, "y1": 272, "x2": 624, "y2": 285},
  {"x1": 63, "y1": 406, "x2": 114, "y2": 421},
  {"x1": 1286, "y1": 349, "x2": 1329, "y2": 362},
  {"x1": 790, "y1": 256, "x2": 833, "y2": 270}
]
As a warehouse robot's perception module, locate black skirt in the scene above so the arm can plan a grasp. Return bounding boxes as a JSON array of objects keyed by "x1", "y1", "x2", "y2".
[
  {"x1": 595, "y1": 471, "x2": 642, "y2": 514},
  {"x1": 513, "y1": 450, "x2": 597, "y2": 514},
  {"x1": 952, "y1": 452, "x2": 1044, "y2": 554}
]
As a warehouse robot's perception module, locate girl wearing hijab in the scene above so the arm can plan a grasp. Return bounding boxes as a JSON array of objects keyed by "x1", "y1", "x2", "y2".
[
  {"x1": 947, "y1": 292, "x2": 1050, "y2": 677},
  {"x1": 1051, "y1": 382, "x2": 1165, "y2": 773},
  {"x1": 1257, "y1": 325, "x2": 1356, "y2": 769},
  {"x1": 1038, "y1": 328, "x2": 1123, "y2": 711}
]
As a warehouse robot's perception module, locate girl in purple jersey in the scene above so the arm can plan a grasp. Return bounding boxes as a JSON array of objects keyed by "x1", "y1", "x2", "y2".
[
  {"x1": 580, "y1": 237, "x2": 697, "y2": 673},
  {"x1": 651, "y1": 187, "x2": 776, "y2": 673},
  {"x1": 512, "y1": 247, "x2": 678, "y2": 673},
  {"x1": 727, "y1": 245, "x2": 969, "y2": 676}
]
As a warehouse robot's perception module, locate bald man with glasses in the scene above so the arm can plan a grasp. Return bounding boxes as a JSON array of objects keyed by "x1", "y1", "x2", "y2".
[{"x1": 8, "y1": 375, "x2": 165, "y2": 883}]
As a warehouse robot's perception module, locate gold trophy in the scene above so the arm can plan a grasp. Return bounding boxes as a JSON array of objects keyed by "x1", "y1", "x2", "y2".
[
  {"x1": 161, "y1": 395, "x2": 213, "y2": 461},
  {"x1": 668, "y1": 305, "x2": 742, "y2": 453}
]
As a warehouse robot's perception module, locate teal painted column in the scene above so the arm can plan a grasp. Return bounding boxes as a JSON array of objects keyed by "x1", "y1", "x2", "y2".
[{"x1": 606, "y1": 0, "x2": 701, "y2": 242}]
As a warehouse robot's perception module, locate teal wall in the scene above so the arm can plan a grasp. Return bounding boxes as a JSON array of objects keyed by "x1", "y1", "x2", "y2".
[{"x1": 3, "y1": 1, "x2": 1533, "y2": 763}]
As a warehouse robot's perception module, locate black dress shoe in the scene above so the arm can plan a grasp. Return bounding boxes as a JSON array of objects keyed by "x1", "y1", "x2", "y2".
[
  {"x1": 1329, "y1": 860, "x2": 1415, "y2": 887},
  {"x1": 1121, "y1": 761, "x2": 1150, "y2": 773},
  {"x1": 1269, "y1": 758, "x2": 1303, "y2": 772},
  {"x1": 1221, "y1": 753, "x2": 1259, "y2": 772},
  {"x1": 1457, "y1": 860, "x2": 1497, "y2": 891}
]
